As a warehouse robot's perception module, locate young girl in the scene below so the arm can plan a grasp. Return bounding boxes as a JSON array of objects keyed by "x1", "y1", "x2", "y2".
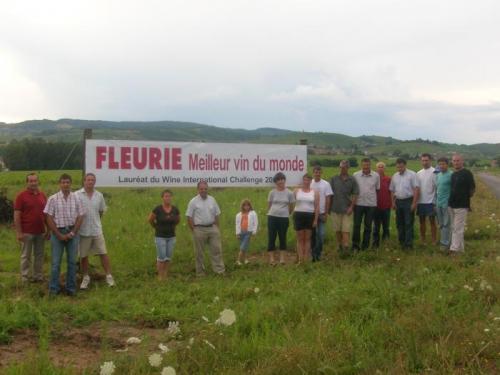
[{"x1": 235, "y1": 199, "x2": 258, "y2": 265}]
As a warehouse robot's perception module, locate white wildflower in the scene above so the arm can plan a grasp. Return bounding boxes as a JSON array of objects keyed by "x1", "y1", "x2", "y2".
[
  {"x1": 126, "y1": 337, "x2": 142, "y2": 345},
  {"x1": 161, "y1": 366, "x2": 176, "y2": 375},
  {"x1": 463, "y1": 285, "x2": 474, "y2": 292},
  {"x1": 158, "y1": 343, "x2": 170, "y2": 353},
  {"x1": 148, "y1": 353, "x2": 162, "y2": 367},
  {"x1": 254, "y1": 287, "x2": 260, "y2": 294},
  {"x1": 100, "y1": 361, "x2": 116, "y2": 375},
  {"x1": 204, "y1": 339, "x2": 216, "y2": 350},
  {"x1": 479, "y1": 280, "x2": 492, "y2": 291},
  {"x1": 215, "y1": 309, "x2": 237, "y2": 327},
  {"x1": 167, "y1": 321, "x2": 181, "y2": 336},
  {"x1": 484, "y1": 328, "x2": 490, "y2": 332},
  {"x1": 213, "y1": 296, "x2": 220, "y2": 303},
  {"x1": 201, "y1": 316, "x2": 209, "y2": 322}
]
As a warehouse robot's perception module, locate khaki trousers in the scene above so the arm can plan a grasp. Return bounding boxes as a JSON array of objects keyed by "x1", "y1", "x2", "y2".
[
  {"x1": 192, "y1": 226, "x2": 225, "y2": 275},
  {"x1": 449, "y1": 208, "x2": 468, "y2": 252},
  {"x1": 20, "y1": 233, "x2": 45, "y2": 281}
]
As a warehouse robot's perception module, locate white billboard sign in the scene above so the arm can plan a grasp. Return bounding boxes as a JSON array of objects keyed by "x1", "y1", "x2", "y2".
[{"x1": 85, "y1": 140, "x2": 307, "y2": 187}]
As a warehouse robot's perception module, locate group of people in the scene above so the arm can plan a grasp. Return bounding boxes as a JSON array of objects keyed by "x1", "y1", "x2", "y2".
[
  {"x1": 13, "y1": 152, "x2": 475, "y2": 294},
  {"x1": 14, "y1": 173, "x2": 114, "y2": 295},
  {"x1": 264, "y1": 153, "x2": 475, "y2": 264}
]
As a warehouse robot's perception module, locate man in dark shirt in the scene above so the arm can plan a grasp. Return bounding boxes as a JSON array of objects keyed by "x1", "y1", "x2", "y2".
[
  {"x1": 330, "y1": 160, "x2": 359, "y2": 255},
  {"x1": 448, "y1": 154, "x2": 475, "y2": 254}
]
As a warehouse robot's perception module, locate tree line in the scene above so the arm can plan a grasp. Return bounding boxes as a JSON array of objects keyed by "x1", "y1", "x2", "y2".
[{"x1": 0, "y1": 138, "x2": 82, "y2": 171}]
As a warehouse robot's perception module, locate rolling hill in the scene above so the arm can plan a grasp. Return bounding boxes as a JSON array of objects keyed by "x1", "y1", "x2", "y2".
[{"x1": 0, "y1": 118, "x2": 498, "y2": 158}]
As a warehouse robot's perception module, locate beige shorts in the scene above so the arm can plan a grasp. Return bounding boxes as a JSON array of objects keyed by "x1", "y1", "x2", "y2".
[
  {"x1": 79, "y1": 235, "x2": 107, "y2": 257},
  {"x1": 332, "y1": 213, "x2": 352, "y2": 233}
]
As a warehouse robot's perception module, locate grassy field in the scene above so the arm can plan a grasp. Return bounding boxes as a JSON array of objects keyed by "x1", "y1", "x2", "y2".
[{"x1": 0, "y1": 168, "x2": 499, "y2": 374}]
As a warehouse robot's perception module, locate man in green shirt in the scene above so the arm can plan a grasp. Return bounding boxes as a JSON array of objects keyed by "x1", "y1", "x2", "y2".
[{"x1": 435, "y1": 157, "x2": 452, "y2": 250}]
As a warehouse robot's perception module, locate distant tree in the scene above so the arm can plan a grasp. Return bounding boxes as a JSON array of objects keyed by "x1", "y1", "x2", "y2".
[
  {"x1": 348, "y1": 157, "x2": 358, "y2": 168},
  {"x1": 467, "y1": 158, "x2": 479, "y2": 167},
  {"x1": 2, "y1": 138, "x2": 82, "y2": 170},
  {"x1": 401, "y1": 153, "x2": 411, "y2": 160}
]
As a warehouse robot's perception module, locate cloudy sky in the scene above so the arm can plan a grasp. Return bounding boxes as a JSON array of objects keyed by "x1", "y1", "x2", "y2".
[{"x1": 1, "y1": 0, "x2": 500, "y2": 144}]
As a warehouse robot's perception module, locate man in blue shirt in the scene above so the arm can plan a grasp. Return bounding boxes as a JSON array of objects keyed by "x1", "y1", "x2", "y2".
[{"x1": 435, "y1": 157, "x2": 453, "y2": 250}]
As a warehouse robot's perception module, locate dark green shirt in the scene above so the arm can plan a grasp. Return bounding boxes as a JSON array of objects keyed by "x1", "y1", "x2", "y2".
[
  {"x1": 449, "y1": 169, "x2": 475, "y2": 209},
  {"x1": 330, "y1": 175, "x2": 359, "y2": 214}
]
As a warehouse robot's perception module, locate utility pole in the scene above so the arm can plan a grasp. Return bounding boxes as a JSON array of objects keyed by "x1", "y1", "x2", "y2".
[{"x1": 82, "y1": 128, "x2": 93, "y2": 185}]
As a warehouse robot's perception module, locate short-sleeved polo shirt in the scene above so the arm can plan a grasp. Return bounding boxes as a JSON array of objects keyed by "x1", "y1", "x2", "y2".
[{"x1": 330, "y1": 175, "x2": 359, "y2": 214}]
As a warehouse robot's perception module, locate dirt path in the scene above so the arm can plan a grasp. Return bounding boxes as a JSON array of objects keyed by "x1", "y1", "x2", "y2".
[
  {"x1": 478, "y1": 173, "x2": 500, "y2": 199},
  {"x1": 0, "y1": 322, "x2": 175, "y2": 371}
]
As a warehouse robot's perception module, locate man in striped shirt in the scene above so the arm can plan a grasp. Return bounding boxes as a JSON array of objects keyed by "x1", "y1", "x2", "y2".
[{"x1": 44, "y1": 173, "x2": 85, "y2": 296}]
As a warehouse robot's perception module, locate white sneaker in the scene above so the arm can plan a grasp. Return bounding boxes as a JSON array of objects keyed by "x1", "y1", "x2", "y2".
[
  {"x1": 80, "y1": 275, "x2": 90, "y2": 290},
  {"x1": 106, "y1": 274, "x2": 115, "y2": 287}
]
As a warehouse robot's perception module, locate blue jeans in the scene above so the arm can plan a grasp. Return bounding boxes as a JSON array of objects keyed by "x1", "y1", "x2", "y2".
[
  {"x1": 395, "y1": 198, "x2": 414, "y2": 249},
  {"x1": 312, "y1": 218, "x2": 326, "y2": 261},
  {"x1": 49, "y1": 231, "x2": 78, "y2": 295},
  {"x1": 239, "y1": 231, "x2": 252, "y2": 252},
  {"x1": 436, "y1": 206, "x2": 451, "y2": 247},
  {"x1": 155, "y1": 236, "x2": 176, "y2": 262}
]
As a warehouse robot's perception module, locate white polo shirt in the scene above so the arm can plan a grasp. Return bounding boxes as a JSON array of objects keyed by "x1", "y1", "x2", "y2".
[
  {"x1": 311, "y1": 179, "x2": 333, "y2": 214},
  {"x1": 417, "y1": 167, "x2": 437, "y2": 204},
  {"x1": 186, "y1": 195, "x2": 221, "y2": 225},
  {"x1": 353, "y1": 170, "x2": 380, "y2": 207},
  {"x1": 76, "y1": 188, "x2": 107, "y2": 236}
]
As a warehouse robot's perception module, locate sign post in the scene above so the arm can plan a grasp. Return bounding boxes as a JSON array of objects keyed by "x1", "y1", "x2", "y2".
[{"x1": 82, "y1": 128, "x2": 93, "y2": 184}]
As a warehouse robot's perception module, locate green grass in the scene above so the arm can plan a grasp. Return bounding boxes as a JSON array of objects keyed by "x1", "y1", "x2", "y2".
[{"x1": 0, "y1": 170, "x2": 499, "y2": 374}]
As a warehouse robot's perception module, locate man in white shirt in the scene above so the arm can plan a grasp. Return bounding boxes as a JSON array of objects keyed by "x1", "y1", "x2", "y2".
[
  {"x1": 352, "y1": 158, "x2": 380, "y2": 250},
  {"x1": 310, "y1": 165, "x2": 333, "y2": 261},
  {"x1": 390, "y1": 159, "x2": 420, "y2": 250},
  {"x1": 186, "y1": 181, "x2": 225, "y2": 276},
  {"x1": 77, "y1": 173, "x2": 115, "y2": 289},
  {"x1": 416, "y1": 153, "x2": 437, "y2": 245}
]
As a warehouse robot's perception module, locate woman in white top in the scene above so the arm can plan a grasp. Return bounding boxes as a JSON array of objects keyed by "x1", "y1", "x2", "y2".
[{"x1": 293, "y1": 174, "x2": 319, "y2": 263}]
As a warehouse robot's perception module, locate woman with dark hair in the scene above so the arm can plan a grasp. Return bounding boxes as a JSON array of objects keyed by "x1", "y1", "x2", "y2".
[
  {"x1": 293, "y1": 174, "x2": 319, "y2": 263},
  {"x1": 266, "y1": 172, "x2": 295, "y2": 265},
  {"x1": 148, "y1": 189, "x2": 180, "y2": 280}
]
